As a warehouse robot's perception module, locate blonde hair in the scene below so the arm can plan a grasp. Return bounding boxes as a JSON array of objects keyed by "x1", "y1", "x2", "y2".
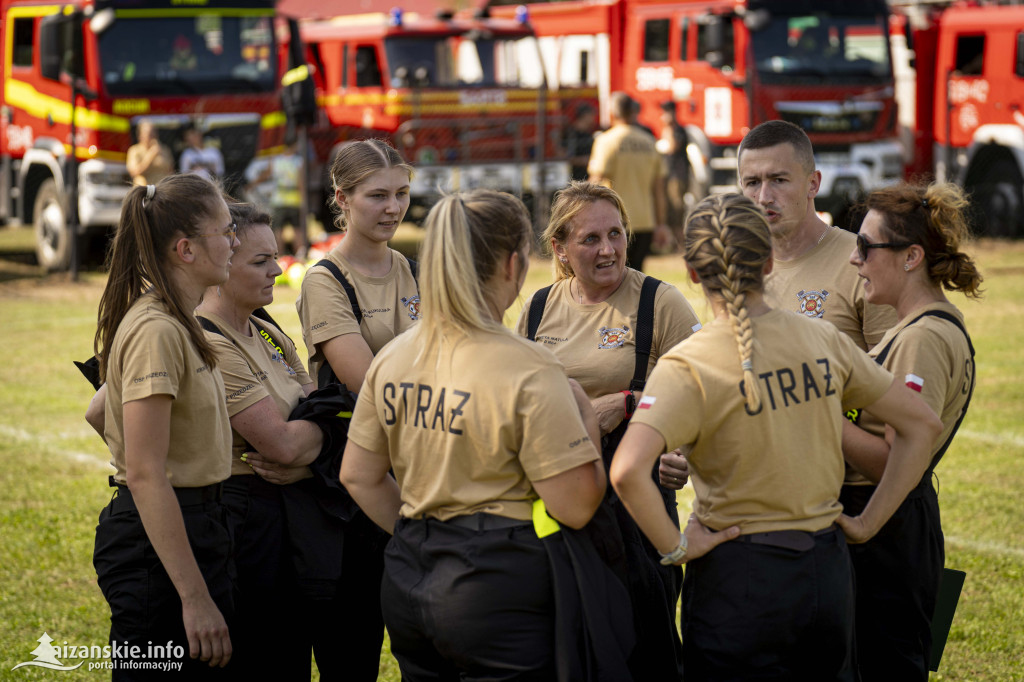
[
  {"x1": 683, "y1": 193, "x2": 772, "y2": 414},
  {"x1": 865, "y1": 181, "x2": 983, "y2": 298},
  {"x1": 416, "y1": 190, "x2": 532, "y2": 339},
  {"x1": 328, "y1": 139, "x2": 414, "y2": 229},
  {"x1": 543, "y1": 180, "x2": 631, "y2": 280},
  {"x1": 95, "y1": 174, "x2": 223, "y2": 381}
]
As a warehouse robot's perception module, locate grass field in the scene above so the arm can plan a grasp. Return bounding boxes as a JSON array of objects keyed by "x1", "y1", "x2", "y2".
[{"x1": 0, "y1": 229, "x2": 1021, "y2": 680}]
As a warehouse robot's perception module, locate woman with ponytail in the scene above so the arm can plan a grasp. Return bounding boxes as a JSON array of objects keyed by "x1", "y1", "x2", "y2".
[
  {"x1": 340, "y1": 190, "x2": 607, "y2": 679},
  {"x1": 610, "y1": 193, "x2": 942, "y2": 680},
  {"x1": 92, "y1": 174, "x2": 239, "y2": 677},
  {"x1": 843, "y1": 181, "x2": 982, "y2": 681}
]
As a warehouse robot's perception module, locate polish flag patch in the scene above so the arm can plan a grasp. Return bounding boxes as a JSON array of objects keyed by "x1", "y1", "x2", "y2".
[
  {"x1": 905, "y1": 373, "x2": 925, "y2": 393},
  {"x1": 638, "y1": 396, "x2": 657, "y2": 410}
]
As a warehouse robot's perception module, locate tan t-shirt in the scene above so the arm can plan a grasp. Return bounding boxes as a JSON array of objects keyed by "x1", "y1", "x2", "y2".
[
  {"x1": 296, "y1": 244, "x2": 420, "y2": 386},
  {"x1": 104, "y1": 293, "x2": 232, "y2": 487},
  {"x1": 514, "y1": 268, "x2": 702, "y2": 399},
  {"x1": 846, "y1": 301, "x2": 972, "y2": 486},
  {"x1": 588, "y1": 124, "x2": 665, "y2": 231},
  {"x1": 201, "y1": 312, "x2": 313, "y2": 476},
  {"x1": 126, "y1": 142, "x2": 175, "y2": 186},
  {"x1": 765, "y1": 228, "x2": 896, "y2": 350},
  {"x1": 632, "y1": 309, "x2": 893, "y2": 534},
  {"x1": 348, "y1": 327, "x2": 600, "y2": 522}
]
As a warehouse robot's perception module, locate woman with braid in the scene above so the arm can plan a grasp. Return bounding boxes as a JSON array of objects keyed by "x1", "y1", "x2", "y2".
[
  {"x1": 610, "y1": 193, "x2": 942, "y2": 680},
  {"x1": 843, "y1": 182, "x2": 982, "y2": 681}
]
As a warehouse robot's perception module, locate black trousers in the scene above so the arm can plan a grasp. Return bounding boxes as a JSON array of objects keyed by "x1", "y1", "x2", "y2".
[
  {"x1": 626, "y1": 231, "x2": 655, "y2": 272},
  {"x1": 382, "y1": 517, "x2": 555, "y2": 682},
  {"x1": 223, "y1": 475, "x2": 385, "y2": 682},
  {"x1": 681, "y1": 526, "x2": 855, "y2": 682},
  {"x1": 93, "y1": 487, "x2": 234, "y2": 681},
  {"x1": 841, "y1": 482, "x2": 944, "y2": 682}
]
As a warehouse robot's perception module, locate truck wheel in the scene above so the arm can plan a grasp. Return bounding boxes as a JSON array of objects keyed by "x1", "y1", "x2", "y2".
[
  {"x1": 33, "y1": 179, "x2": 72, "y2": 271},
  {"x1": 970, "y1": 159, "x2": 1024, "y2": 238}
]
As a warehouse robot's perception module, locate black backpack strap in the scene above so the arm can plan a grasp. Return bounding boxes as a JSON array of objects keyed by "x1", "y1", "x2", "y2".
[
  {"x1": 629, "y1": 276, "x2": 661, "y2": 392},
  {"x1": 315, "y1": 258, "x2": 361, "y2": 325},
  {"x1": 408, "y1": 257, "x2": 419, "y2": 282},
  {"x1": 874, "y1": 309, "x2": 976, "y2": 472},
  {"x1": 196, "y1": 315, "x2": 225, "y2": 337},
  {"x1": 526, "y1": 285, "x2": 554, "y2": 341}
]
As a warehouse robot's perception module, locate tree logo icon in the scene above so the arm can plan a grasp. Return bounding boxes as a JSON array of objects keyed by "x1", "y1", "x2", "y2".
[{"x1": 10, "y1": 633, "x2": 84, "y2": 671}]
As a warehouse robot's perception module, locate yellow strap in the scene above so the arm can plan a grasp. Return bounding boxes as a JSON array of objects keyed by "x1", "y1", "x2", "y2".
[{"x1": 532, "y1": 499, "x2": 560, "y2": 539}]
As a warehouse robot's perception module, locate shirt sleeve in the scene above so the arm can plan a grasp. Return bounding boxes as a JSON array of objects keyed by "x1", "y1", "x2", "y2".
[
  {"x1": 516, "y1": 359, "x2": 600, "y2": 482},
  {"x1": 283, "y1": 338, "x2": 313, "y2": 386},
  {"x1": 120, "y1": 317, "x2": 187, "y2": 403},
  {"x1": 206, "y1": 335, "x2": 268, "y2": 417},
  {"x1": 297, "y1": 266, "x2": 362, "y2": 348},
  {"x1": 880, "y1": 324, "x2": 954, "y2": 417},
  {"x1": 588, "y1": 132, "x2": 612, "y2": 179},
  {"x1": 630, "y1": 353, "x2": 705, "y2": 452},
  {"x1": 653, "y1": 282, "x2": 703, "y2": 355}
]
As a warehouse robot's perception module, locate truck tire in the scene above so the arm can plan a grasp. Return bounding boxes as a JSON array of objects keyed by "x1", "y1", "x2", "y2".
[
  {"x1": 969, "y1": 158, "x2": 1024, "y2": 238},
  {"x1": 33, "y1": 178, "x2": 72, "y2": 271}
]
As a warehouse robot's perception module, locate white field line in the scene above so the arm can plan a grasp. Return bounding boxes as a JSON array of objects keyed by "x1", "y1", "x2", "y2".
[
  {"x1": 957, "y1": 429, "x2": 1024, "y2": 449},
  {"x1": 945, "y1": 536, "x2": 1024, "y2": 559},
  {"x1": 0, "y1": 424, "x2": 112, "y2": 471}
]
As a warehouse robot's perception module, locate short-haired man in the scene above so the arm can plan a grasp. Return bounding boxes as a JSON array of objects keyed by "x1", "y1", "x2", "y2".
[
  {"x1": 737, "y1": 120, "x2": 895, "y2": 350},
  {"x1": 588, "y1": 92, "x2": 670, "y2": 272}
]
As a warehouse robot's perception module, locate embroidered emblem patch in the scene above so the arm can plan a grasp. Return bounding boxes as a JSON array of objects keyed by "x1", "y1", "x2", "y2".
[
  {"x1": 796, "y1": 289, "x2": 829, "y2": 318},
  {"x1": 401, "y1": 295, "x2": 421, "y2": 321},
  {"x1": 598, "y1": 325, "x2": 630, "y2": 349}
]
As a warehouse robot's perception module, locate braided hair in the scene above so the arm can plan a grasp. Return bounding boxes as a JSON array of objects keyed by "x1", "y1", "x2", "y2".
[{"x1": 683, "y1": 193, "x2": 772, "y2": 414}]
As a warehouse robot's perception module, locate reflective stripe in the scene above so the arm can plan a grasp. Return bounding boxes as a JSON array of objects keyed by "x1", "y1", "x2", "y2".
[{"x1": 532, "y1": 498, "x2": 560, "y2": 539}]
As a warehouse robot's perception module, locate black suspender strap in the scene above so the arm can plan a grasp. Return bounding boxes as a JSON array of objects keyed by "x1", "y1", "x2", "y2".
[
  {"x1": 525, "y1": 276, "x2": 661, "y2": 392},
  {"x1": 197, "y1": 314, "x2": 285, "y2": 358},
  {"x1": 629, "y1": 276, "x2": 661, "y2": 392},
  {"x1": 408, "y1": 258, "x2": 419, "y2": 281},
  {"x1": 526, "y1": 285, "x2": 554, "y2": 341},
  {"x1": 874, "y1": 309, "x2": 976, "y2": 471}
]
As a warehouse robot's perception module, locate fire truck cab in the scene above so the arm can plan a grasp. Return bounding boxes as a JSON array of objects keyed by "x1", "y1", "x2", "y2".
[
  {"x1": 0, "y1": 0, "x2": 290, "y2": 270},
  {"x1": 300, "y1": 7, "x2": 589, "y2": 224}
]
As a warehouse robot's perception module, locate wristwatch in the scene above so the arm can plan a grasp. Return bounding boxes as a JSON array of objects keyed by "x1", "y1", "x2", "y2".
[
  {"x1": 659, "y1": 532, "x2": 688, "y2": 565},
  {"x1": 622, "y1": 390, "x2": 636, "y2": 419}
]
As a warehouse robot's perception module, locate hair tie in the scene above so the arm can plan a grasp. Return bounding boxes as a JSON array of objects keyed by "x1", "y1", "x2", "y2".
[
  {"x1": 741, "y1": 359, "x2": 753, "y2": 371},
  {"x1": 143, "y1": 184, "x2": 156, "y2": 208}
]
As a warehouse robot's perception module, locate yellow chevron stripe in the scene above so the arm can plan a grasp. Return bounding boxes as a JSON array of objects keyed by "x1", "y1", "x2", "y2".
[{"x1": 261, "y1": 110, "x2": 287, "y2": 129}]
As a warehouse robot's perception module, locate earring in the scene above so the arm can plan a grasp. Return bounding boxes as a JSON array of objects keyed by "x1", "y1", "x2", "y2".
[
  {"x1": 559, "y1": 256, "x2": 567, "y2": 263},
  {"x1": 904, "y1": 264, "x2": 910, "y2": 272}
]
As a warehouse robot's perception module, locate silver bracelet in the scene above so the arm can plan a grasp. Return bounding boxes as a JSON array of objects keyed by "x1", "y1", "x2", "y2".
[{"x1": 658, "y1": 532, "x2": 688, "y2": 565}]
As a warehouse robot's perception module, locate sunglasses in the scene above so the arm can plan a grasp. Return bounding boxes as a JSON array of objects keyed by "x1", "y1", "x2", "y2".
[
  {"x1": 856, "y1": 233, "x2": 912, "y2": 261},
  {"x1": 195, "y1": 222, "x2": 238, "y2": 242}
]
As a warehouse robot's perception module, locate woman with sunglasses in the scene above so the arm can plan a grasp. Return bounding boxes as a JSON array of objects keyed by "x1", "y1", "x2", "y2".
[
  {"x1": 92, "y1": 175, "x2": 239, "y2": 677},
  {"x1": 844, "y1": 181, "x2": 982, "y2": 681},
  {"x1": 610, "y1": 192, "x2": 942, "y2": 680}
]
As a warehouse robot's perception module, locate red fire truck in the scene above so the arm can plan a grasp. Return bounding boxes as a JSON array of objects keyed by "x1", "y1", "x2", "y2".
[
  {"x1": 894, "y1": 1, "x2": 1024, "y2": 237},
  {"x1": 492, "y1": 0, "x2": 904, "y2": 223},
  {"x1": 0, "y1": 0, "x2": 298, "y2": 270},
  {"x1": 296, "y1": 7, "x2": 595, "y2": 223}
]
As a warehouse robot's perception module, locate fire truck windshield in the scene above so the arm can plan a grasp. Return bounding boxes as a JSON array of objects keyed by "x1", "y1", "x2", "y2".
[
  {"x1": 751, "y1": 13, "x2": 891, "y2": 85},
  {"x1": 384, "y1": 32, "x2": 541, "y2": 88},
  {"x1": 98, "y1": 15, "x2": 277, "y2": 96}
]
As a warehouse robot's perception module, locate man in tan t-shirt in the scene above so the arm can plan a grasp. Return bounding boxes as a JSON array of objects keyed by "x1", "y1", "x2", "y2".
[
  {"x1": 589, "y1": 93, "x2": 669, "y2": 273},
  {"x1": 737, "y1": 120, "x2": 896, "y2": 351}
]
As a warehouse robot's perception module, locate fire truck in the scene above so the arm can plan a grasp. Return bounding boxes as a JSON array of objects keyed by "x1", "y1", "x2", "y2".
[
  {"x1": 492, "y1": 0, "x2": 904, "y2": 223},
  {"x1": 0, "y1": 0, "x2": 300, "y2": 270},
  {"x1": 894, "y1": 1, "x2": 1024, "y2": 237},
  {"x1": 296, "y1": 7, "x2": 595, "y2": 224}
]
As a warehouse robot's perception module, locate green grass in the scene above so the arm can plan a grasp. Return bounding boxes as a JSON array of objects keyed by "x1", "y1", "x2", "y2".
[{"x1": 0, "y1": 239, "x2": 1021, "y2": 680}]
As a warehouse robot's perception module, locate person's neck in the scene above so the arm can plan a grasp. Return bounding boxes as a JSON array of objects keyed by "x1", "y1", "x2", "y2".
[
  {"x1": 895, "y1": 281, "x2": 947, "y2": 322},
  {"x1": 196, "y1": 289, "x2": 252, "y2": 336},
  {"x1": 338, "y1": 230, "x2": 392, "y2": 277},
  {"x1": 772, "y1": 214, "x2": 831, "y2": 262},
  {"x1": 169, "y1": 268, "x2": 209, "y2": 318},
  {"x1": 575, "y1": 270, "x2": 627, "y2": 304}
]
